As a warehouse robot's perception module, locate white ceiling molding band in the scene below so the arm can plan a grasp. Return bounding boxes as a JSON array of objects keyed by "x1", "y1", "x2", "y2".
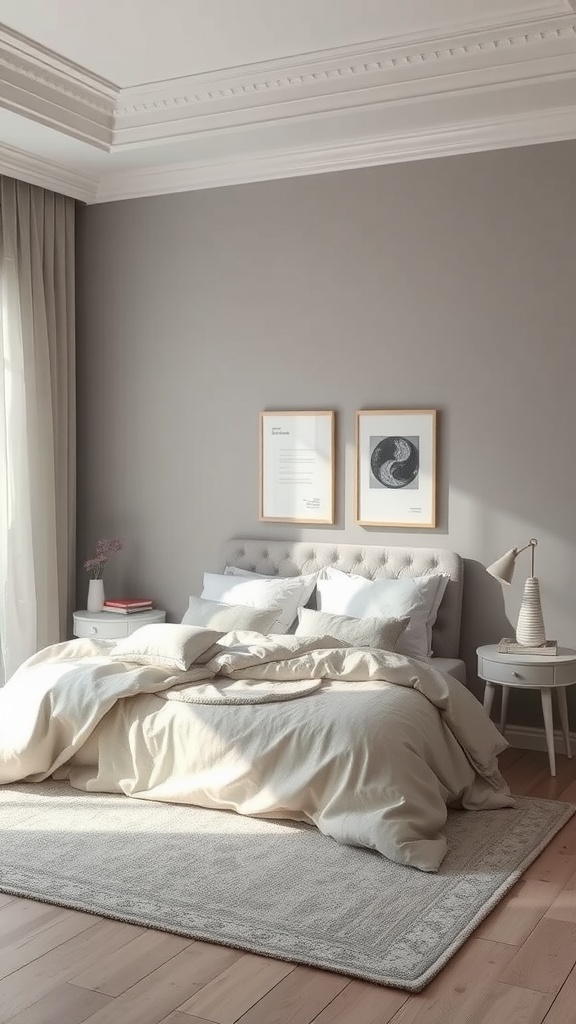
[{"x1": 0, "y1": 1, "x2": 573, "y2": 203}]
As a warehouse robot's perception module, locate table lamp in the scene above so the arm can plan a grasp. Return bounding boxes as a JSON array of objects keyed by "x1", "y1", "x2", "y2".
[{"x1": 486, "y1": 537, "x2": 546, "y2": 646}]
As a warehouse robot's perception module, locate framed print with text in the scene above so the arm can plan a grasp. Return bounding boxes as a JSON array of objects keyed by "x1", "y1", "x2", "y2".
[
  {"x1": 356, "y1": 409, "x2": 437, "y2": 528},
  {"x1": 260, "y1": 410, "x2": 335, "y2": 524}
]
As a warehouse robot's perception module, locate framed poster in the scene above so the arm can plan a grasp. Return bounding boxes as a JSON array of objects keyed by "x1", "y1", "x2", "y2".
[
  {"x1": 260, "y1": 410, "x2": 335, "y2": 524},
  {"x1": 356, "y1": 409, "x2": 437, "y2": 528}
]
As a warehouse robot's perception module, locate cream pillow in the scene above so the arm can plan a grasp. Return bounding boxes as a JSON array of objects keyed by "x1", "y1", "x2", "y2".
[
  {"x1": 181, "y1": 596, "x2": 277, "y2": 634},
  {"x1": 316, "y1": 568, "x2": 449, "y2": 659},
  {"x1": 110, "y1": 624, "x2": 223, "y2": 671},
  {"x1": 201, "y1": 572, "x2": 316, "y2": 633},
  {"x1": 295, "y1": 607, "x2": 409, "y2": 652},
  {"x1": 224, "y1": 566, "x2": 319, "y2": 617}
]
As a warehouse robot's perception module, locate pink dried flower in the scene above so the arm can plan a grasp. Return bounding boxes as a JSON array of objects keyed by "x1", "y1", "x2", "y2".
[{"x1": 84, "y1": 537, "x2": 125, "y2": 578}]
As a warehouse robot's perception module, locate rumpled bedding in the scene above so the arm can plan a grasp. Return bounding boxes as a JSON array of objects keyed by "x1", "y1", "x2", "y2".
[{"x1": 0, "y1": 630, "x2": 514, "y2": 871}]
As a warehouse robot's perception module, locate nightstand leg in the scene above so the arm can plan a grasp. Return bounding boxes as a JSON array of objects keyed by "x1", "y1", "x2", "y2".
[
  {"x1": 499, "y1": 686, "x2": 510, "y2": 734},
  {"x1": 541, "y1": 687, "x2": 556, "y2": 777},
  {"x1": 557, "y1": 687, "x2": 572, "y2": 759},
  {"x1": 483, "y1": 681, "x2": 496, "y2": 717}
]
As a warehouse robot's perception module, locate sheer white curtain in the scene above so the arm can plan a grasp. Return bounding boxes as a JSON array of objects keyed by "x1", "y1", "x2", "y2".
[{"x1": 0, "y1": 177, "x2": 76, "y2": 685}]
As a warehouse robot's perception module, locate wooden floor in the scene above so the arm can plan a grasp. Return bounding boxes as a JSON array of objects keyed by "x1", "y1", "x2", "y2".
[{"x1": 1, "y1": 748, "x2": 576, "y2": 1024}]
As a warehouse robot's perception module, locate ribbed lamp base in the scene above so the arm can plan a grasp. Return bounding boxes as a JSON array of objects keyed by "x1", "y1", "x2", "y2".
[{"x1": 516, "y1": 577, "x2": 546, "y2": 646}]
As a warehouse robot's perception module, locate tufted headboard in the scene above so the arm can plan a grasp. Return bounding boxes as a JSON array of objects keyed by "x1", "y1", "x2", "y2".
[{"x1": 219, "y1": 539, "x2": 464, "y2": 660}]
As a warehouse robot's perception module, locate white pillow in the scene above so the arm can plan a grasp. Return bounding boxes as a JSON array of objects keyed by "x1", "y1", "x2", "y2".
[
  {"x1": 201, "y1": 572, "x2": 316, "y2": 634},
  {"x1": 224, "y1": 565, "x2": 319, "y2": 592},
  {"x1": 181, "y1": 596, "x2": 277, "y2": 634},
  {"x1": 295, "y1": 607, "x2": 409, "y2": 652},
  {"x1": 110, "y1": 624, "x2": 223, "y2": 671},
  {"x1": 316, "y1": 568, "x2": 449, "y2": 659}
]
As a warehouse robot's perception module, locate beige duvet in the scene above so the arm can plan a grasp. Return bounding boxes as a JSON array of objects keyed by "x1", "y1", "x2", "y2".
[{"x1": 0, "y1": 631, "x2": 514, "y2": 871}]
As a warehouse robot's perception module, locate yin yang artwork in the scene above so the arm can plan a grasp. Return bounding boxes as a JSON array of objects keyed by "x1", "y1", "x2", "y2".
[
  {"x1": 369, "y1": 435, "x2": 419, "y2": 489},
  {"x1": 356, "y1": 411, "x2": 436, "y2": 527}
]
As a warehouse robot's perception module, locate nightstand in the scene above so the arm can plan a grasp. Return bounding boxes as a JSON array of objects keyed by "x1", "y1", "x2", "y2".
[
  {"x1": 477, "y1": 644, "x2": 576, "y2": 777},
  {"x1": 73, "y1": 608, "x2": 166, "y2": 640}
]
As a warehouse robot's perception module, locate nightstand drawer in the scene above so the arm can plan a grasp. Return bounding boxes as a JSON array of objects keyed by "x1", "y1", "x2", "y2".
[
  {"x1": 478, "y1": 657, "x2": 554, "y2": 688},
  {"x1": 73, "y1": 616, "x2": 131, "y2": 639},
  {"x1": 73, "y1": 609, "x2": 166, "y2": 640}
]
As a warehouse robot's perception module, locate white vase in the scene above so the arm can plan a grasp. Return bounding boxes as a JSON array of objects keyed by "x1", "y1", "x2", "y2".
[
  {"x1": 516, "y1": 577, "x2": 546, "y2": 646},
  {"x1": 87, "y1": 578, "x2": 105, "y2": 613}
]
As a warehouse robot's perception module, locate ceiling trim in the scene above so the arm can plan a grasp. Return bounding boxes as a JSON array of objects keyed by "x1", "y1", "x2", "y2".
[
  {"x1": 0, "y1": 140, "x2": 99, "y2": 202},
  {"x1": 0, "y1": 24, "x2": 117, "y2": 149},
  {"x1": 95, "y1": 106, "x2": 576, "y2": 203},
  {"x1": 0, "y1": 4, "x2": 573, "y2": 203},
  {"x1": 115, "y1": 19, "x2": 576, "y2": 130}
]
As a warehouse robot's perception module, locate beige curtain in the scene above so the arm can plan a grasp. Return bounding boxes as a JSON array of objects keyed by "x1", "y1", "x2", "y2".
[{"x1": 0, "y1": 177, "x2": 76, "y2": 683}]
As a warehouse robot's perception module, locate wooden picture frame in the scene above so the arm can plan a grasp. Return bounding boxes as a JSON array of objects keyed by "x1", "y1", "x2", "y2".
[
  {"x1": 355, "y1": 409, "x2": 437, "y2": 528},
  {"x1": 259, "y1": 410, "x2": 335, "y2": 524}
]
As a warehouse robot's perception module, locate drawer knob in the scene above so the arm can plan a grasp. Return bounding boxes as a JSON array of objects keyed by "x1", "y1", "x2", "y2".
[
  {"x1": 512, "y1": 671, "x2": 520, "y2": 678},
  {"x1": 90, "y1": 626, "x2": 97, "y2": 635}
]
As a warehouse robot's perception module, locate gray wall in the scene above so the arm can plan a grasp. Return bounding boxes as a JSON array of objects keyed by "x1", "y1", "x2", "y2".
[{"x1": 76, "y1": 140, "x2": 576, "y2": 726}]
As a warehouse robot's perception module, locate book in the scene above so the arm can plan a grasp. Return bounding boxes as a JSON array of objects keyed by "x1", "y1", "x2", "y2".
[
  {"x1": 104, "y1": 605, "x2": 154, "y2": 615},
  {"x1": 498, "y1": 638, "x2": 558, "y2": 656},
  {"x1": 103, "y1": 599, "x2": 153, "y2": 614},
  {"x1": 104, "y1": 598, "x2": 153, "y2": 607}
]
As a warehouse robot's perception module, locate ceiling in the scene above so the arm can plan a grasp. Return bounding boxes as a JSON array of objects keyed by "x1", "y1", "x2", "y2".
[{"x1": 0, "y1": 0, "x2": 574, "y2": 203}]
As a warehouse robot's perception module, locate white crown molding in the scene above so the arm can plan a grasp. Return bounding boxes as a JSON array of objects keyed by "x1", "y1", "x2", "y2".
[
  {"x1": 113, "y1": 17, "x2": 576, "y2": 147},
  {"x1": 0, "y1": 24, "x2": 117, "y2": 149},
  {"x1": 0, "y1": 140, "x2": 98, "y2": 203},
  {"x1": 95, "y1": 106, "x2": 576, "y2": 204},
  {"x1": 0, "y1": 5, "x2": 574, "y2": 202}
]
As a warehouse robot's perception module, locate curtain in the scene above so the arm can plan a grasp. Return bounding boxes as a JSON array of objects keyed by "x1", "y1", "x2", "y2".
[{"x1": 0, "y1": 177, "x2": 76, "y2": 684}]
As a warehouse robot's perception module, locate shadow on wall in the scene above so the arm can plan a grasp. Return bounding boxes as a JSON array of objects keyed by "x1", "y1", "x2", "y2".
[{"x1": 460, "y1": 559, "x2": 513, "y2": 700}]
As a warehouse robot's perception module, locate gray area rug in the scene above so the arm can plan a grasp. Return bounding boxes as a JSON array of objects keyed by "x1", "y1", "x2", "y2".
[{"x1": 0, "y1": 782, "x2": 573, "y2": 992}]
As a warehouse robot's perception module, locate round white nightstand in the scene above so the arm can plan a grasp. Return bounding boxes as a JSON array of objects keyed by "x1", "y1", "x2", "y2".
[
  {"x1": 73, "y1": 608, "x2": 166, "y2": 640},
  {"x1": 477, "y1": 644, "x2": 576, "y2": 777}
]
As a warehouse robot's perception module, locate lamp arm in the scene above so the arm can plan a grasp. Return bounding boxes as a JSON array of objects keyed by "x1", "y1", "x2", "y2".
[{"x1": 515, "y1": 538, "x2": 538, "y2": 577}]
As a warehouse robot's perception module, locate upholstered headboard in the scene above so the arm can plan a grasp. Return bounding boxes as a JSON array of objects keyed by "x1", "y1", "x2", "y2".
[{"x1": 219, "y1": 539, "x2": 464, "y2": 660}]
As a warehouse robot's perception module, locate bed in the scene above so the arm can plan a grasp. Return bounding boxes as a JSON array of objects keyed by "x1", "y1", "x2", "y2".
[{"x1": 0, "y1": 539, "x2": 514, "y2": 872}]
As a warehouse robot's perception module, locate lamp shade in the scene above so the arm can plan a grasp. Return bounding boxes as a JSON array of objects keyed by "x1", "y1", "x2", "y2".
[{"x1": 486, "y1": 548, "x2": 517, "y2": 585}]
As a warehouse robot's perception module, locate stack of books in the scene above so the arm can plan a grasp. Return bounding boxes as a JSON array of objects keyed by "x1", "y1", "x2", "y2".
[
  {"x1": 498, "y1": 637, "x2": 558, "y2": 656},
  {"x1": 103, "y1": 599, "x2": 154, "y2": 615}
]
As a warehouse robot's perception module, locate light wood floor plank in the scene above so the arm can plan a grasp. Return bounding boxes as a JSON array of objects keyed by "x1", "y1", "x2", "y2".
[
  {"x1": 71, "y1": 930, "x2": 192, "y2": 996},
  {"x1": 498, "y1": 747, "x2": 528, "y2": 770},
  {"x1": 179, "y1": 952, "x2": 294, "y2": 1023},
  {"x1": 522, "y1": 756, "x2": 576, "y2": 800},
  {"x1": 157, "y1": 1014, "x2": 212, "y2": 1024},
  {"x1": 76, "y1": 945, "x2": 240, "y2": 1024},
  {"x1": 231, "y1": 965, "x2": 348, "y2": 1024},
  {"x1": 522, "y1": 848, "x2": 576, "y2": 887},
  {"x1": 0, "y1": 894, "x2": 16, "y2": 909},
  {"x1": 544, "y1": 865, "x2": 576, "y2": 923},
  {"x1": 548, "y1": 813, "x2": 576, "y2": 855},
  {"x1": 501, "y1": 753, "x2": 544, "y2": 795},
  {"x1": 476, "y1": 878, "x2": 562, "y2": 945},
  {"x1": 499, "y1": 917, "x2": 576, "y2": 993},
  {"x1": 557, "y1": 776, "x2": 576, "y2": 803},
  {"x1": 3, "y1": 983, "x2": 113, "y2": 1024},
  {"x1": 464, "y1": 982, "x2": 553, "y2": 1024},
  {"x1": 0, "y1": 907, "x2": 102, "y2": 982},
  {"x1": 310, "y1": 978, "x2": 408, "y2": 1023},
  {"x1": 389, "y1": 937, "x2": 516, "y2": 1024},
  {"x1": 541, "y1": 962, "x2": 576, "y2": 1023},
  {"x1": 0, "y1": 899, "x2": 67, "y2": 948},
  {"x1": 0, "y1": 919, "x2": 144, "y2": 1023}
]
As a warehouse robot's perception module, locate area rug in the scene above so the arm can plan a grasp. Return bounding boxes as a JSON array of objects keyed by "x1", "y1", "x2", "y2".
[{"x1": 0, "y1": 782, "x2": 573, "y2": 992}]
